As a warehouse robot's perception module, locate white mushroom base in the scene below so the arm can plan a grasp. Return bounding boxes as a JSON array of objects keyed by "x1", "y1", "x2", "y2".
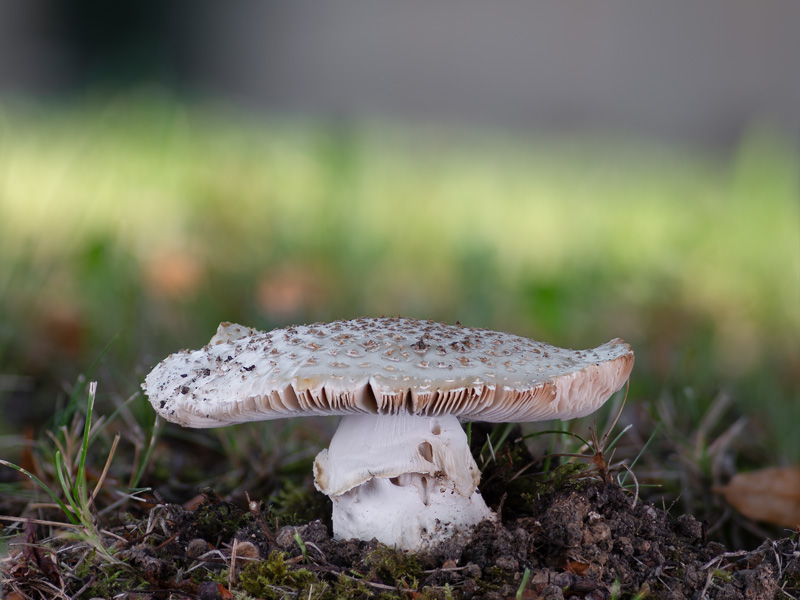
[
  {"x1": 330, "y1": 472, "x2": 493, "y2": 550},
  {"x1": 314, "y1": 413, "x2": 495, "y2": 550}
]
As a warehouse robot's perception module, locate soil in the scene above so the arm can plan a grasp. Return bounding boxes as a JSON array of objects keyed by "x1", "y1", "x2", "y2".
[
  {"x1": 6, "y1": 478, "x2": 797, "y2": 600},
  {"x1": 2, "y1": 427, "x2": 799, "y2": 599},
  {"x1": 212, "y1": 481, "x2": 796, "y2": 600}
]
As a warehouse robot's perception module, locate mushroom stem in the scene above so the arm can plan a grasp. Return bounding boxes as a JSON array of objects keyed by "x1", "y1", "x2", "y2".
[{"x1": 313, "y1": 413, "x2": 495, "y2": 550}]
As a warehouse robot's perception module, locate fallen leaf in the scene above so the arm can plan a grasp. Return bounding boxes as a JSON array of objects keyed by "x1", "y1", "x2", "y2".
[
  {"x1": 714, "y1": 466, "x2": 800, "y2": 528},
  {"x1": 565, "y1": 560, "x2": 591, "y2": 575},
  {"x1": 197, "y1": 581, "x2": 232, "y2": 600},
  {"x1": 15, "y1": 521, "x2": 61, "y2": 584},
  {"x1": 441, "y1": 559, "x2": 458, "y2": 569},
  {"x1": 219, "y1": 584, "x2": 234, "y2": 599}
]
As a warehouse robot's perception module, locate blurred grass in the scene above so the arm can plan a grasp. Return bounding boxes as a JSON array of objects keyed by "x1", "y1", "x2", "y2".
[{"x1": 0, "y1": 95, "x2": 797, "y2": 461}]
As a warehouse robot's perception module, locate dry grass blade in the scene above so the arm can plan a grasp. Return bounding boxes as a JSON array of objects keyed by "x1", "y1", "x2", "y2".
[
  {"x1": 599, "y1": 379, "x2": 629, "y2": 450},
  {"x1": 0, "y1": 515, "x2": 83, "y2": 530},
  {"x1": 619, "y1": 464, "x2": 640, "y2": 509},
  {"x1": 89, "y1": 433, "x2": 120, "y2": 507}
]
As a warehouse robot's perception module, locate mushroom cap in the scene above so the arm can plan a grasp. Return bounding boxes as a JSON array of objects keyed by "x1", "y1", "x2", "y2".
[{"x1": 143, "y1": 317, "x2": 634, "y2": 427}]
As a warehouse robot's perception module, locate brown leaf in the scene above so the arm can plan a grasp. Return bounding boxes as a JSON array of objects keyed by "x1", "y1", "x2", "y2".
[
  {"x1": 441, "y1": 559, "x2": 458, "y2": 570},
  {"x1": 714, "y1": 466, "x2": 800, "y2": 528},
  {"x1": 564, "y1": 560, "x2": 591, "y2": 575},
  {"x1": 35, "y1": 549, "x2": 60, "y2": 585},
  {"x1": 218, "y1": 584, "x2": 234, "y2": 600},
  {"x1": 198, "y1": 581, "x2": 232, "y2": 600},
  {"x1": 16, "y1": 522, "x2": 60, "y2": 584}
]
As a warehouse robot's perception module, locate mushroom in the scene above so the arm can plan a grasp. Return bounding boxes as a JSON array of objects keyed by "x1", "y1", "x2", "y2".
[{"x1": 143, "y1": 317, "x2": 634, "y2": 550}]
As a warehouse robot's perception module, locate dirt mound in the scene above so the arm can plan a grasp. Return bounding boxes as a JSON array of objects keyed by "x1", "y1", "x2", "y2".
[
  {"x1": 176, "y1": 481, "x2": 797, "y2": 598},
  {"x1": 3, "y1": 480, "x2": 798, "y2": 599}
]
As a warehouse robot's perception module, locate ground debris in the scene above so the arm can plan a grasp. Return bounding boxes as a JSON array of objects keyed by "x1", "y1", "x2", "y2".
[{"x1": 2, "y1": 481, "x2": 798, "y2": 599}]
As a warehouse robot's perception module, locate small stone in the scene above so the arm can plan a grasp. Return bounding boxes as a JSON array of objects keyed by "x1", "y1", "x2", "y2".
[
  {"x1": 234, "y1": 540, "x2": 261, "y2": 564},
  {"x1": 465, "y1": 562, "x2": 482, "y2": 579},
  {"x1": 186, "y1": 538, "x2": 211, "y2": 558},
  {"x1": 276, "y1": 525, "x2": 297, "y2": 549},
  {"x1": 498, "y1": 584, "x2": 516, "y2": 597},
  {"x1": 674, "y1": 514, "x2": 703, "y2": 541},
  {"x1": 582, "y1": 521, "x2": 611, "y2": 545},
  {"x1": 632, "y1": 538, "x2": 651, "y2": 555},
  {"x1": 541, "y1": 584, "x2": 565, "y2": 600},
  {"x1": 494, "y1": 556, "x2": 519, "y2": 571},
  {"x1": 197, "y1": 581, "x2": 225, "y2": 600}
]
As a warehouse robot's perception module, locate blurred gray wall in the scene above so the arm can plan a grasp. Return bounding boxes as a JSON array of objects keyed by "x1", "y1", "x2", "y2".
[{"x1": 2, "y1": 0, "x2": 798, "y2": 147}]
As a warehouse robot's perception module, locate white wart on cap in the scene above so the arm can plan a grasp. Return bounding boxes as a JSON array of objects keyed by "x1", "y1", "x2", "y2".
[{"x1": 143, "y1": 317, "x2": 634, "y2": 550}]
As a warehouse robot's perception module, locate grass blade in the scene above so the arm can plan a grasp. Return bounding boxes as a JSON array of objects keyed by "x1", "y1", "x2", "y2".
[
  {"x1": 619, "y1": 424, "x2": 660, "y2": 486},
  {"x1": 0, "y1": 459, "x2": 79, "y2": 525}
]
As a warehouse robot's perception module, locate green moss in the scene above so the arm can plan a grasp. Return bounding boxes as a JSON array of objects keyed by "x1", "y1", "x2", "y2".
[
  {"x1": 712, "y1": 569, "x2": 734, "y2": 583},
  {"x1": 482, "y1": 565, "x2": 510, "y2": 588},
  {"x1": 362, "y1": 545, "x2": 422, "y2": 587},
  {"x1": 518, "y1": 462, "x2": 592, "y2": 507},
  {"x1": 192, "y1": 497, "x2": 253, "y2": 541},
  {"x1": 238, "y1": 551, "x2": 317, "y2": 600},
  {"x1": 551, "y1": 462, "x2": 589, "y2": 490},
  {"x1": 418, "y1": 583, "x2": 456, "y2": 600},
  {"x1": 77, "y1": 563, "x2": 144, "y2": 600},
  {"x1": 270, "y1": 480, "x2": 330, "y2": 526},
  {"x1": 329, "y1": 572, "x2": 373, "y2": 599},
  {"x1": 472, "y1": 424, "x2": 543, "y2": 512}
]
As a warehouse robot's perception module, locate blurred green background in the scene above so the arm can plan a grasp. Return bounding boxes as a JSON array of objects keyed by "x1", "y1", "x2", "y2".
[
  {"x1": 0, "y1": 1, "x2": 799, "y2": 489},
  {"x1": 0, "y1": 96, "x2": 797, "y2": 465}
]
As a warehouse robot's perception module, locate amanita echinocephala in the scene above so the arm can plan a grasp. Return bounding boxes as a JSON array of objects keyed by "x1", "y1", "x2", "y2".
[{"x1": 143, "y1": 317, "x2": 634, "y2": 550}]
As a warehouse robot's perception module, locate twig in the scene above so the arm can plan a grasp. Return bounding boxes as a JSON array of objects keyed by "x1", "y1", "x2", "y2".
[
  {"x1": 229, "y1": 537, "x2": 239, "y2": 593},
  {"x1": 71, "y1": 575, "x2": 97, "y2": 599},
  {"x1": 699, "y1": 569, "x2": 715, "y2": 599},
  {"x1": 421, "y1": 565, "x2": 471, "y2": 574},
  {"x1": 246, "y1": 492, "x2": 276, "y2": 546},
  {"x1": 0, "y1": 515, "x2": 83, "y2": 530},
  {"x1": 701, "y1": 549, "x2": 750, "y2": 571}
]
